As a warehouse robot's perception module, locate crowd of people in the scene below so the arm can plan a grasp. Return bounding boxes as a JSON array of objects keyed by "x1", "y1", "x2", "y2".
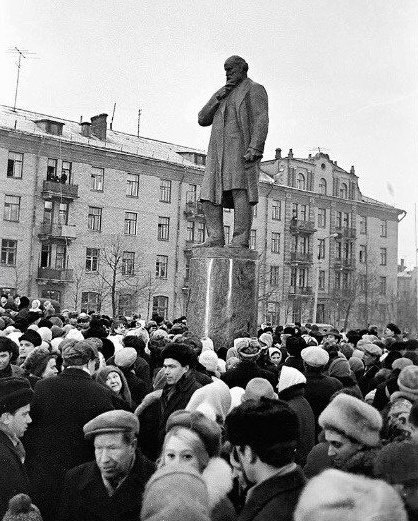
[{"x1": 0, "y1": 293, "x2": 417, "y2": 521}]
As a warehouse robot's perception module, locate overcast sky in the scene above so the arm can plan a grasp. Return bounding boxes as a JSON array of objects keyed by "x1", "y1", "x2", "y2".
[{"x1": 1, "y1": 0, "x2": 417, "y2": 265}]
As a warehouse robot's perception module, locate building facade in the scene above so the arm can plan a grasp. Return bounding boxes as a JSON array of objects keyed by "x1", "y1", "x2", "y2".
[{"x1": 0, "y1": 105, "x2": 404, "y2": 328}]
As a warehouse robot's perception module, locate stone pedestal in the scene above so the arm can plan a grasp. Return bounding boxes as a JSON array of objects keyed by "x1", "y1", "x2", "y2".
[{"x1": 187, "y1": 246, "x2": 258, "y2": 350}]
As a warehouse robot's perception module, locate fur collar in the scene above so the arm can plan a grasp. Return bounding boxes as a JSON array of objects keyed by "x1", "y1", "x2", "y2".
[{"x1": 202, "y1": 457, "x2": 233, "y2": 509}]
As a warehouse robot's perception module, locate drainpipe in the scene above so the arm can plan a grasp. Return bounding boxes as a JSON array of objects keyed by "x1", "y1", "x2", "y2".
[{"x1": 172, "y1": 167, "x2": 186, "y2": 316}]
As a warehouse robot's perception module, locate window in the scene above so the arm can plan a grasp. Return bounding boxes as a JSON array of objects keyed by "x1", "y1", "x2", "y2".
[
  {"x1": 319, "y1": 178, "x2": 327, "y2": 195},
  {"x1": 344, "y1": 241, "x2": 353, "y2": 260},
  {"x1": 124, "y1": 212, "x2": 138, "y2": 235},
  {"x1": 42, "y1": 289, "x2": 61, "y2": 302},
  {"x1": 359, "y1": 245, "x2": 367, "y2": 263},
  {"x1": 298, "y1": 236, "x2": 309, "y2": 254},
  {"x1": 160, "y1": 180, "x2": 172, "y2": 203},
  {"x1": 379, "y1": 276, "x2": 387, "y2": 296},
  {"x1": 272, "y1": 200, "x2": 281, "y2": 220},
  {"x1": 55, "y1": 244, "x2": 66, "y2": 269},
  {"x1": 380, "y1": 248, "x2": 387, "y2": 266},
  {"x1": 380, "y1": 220, "x2": 387, "y2": 238},
  {"x1": 359, "y1": 274, "x2": 367, "y2": 292},
  {"x1": 266, "y1": 302, "x2": 280, "y2": 325},
  {"x1": 270, "y1": 266, "x2": 280, "y2": 285},
  {"x1": 91, "y1": 167, "x2": 104, "y2": 191},
  {"x1": 118, "y1": 293, "x2": 136, "y2": 316},
  {"x1": 360, "y1": 216, "x2": 367, "y2": 234},
  {"x1": 86, "y1": 248, "x2": 99, "y2": 272},
  {"x1": 7, "y1": 152, "x2": 23, "y2": 178},
  {"x1": 342, "y1": 272, "x2": 350, "y2": 290},
  {"x1": 318, "y1": 208, "x2": 326, "y2": 228},
  {"x1": 158, "y1": 217, "x2": 170, "y2": 241},
  {"x1": 290, "y1": 267, "x2": 297, "y2": 287},
  {"x1": 300, "y1": 204, "x2": 308, "y2": 221},
  {"x1": 40, "y1": 243, "x2": 51, "y2": 267},
  {"x1": 43, "y1": 201, "x2": 53, "y2": 224},
  {"x1": 336, "y1": 241, "x2": 342, "y2": 259},
  {"x1": 318, "y1": 239, "x2": 325, "y2": 259},
  {"x1": 196, "y1": 222, "x2": 206, "y2": 243},
  {"x1": 126, "y1": 173, "x2": 139, "y2": 197},
  {"x1": 187, "y1": 184, "x2": 198, "y2": 203},
  {"x1": 336, "y1": 211, "x2": 342, "y2": 228},
  {"x1": 187, "y1": 221, "x2": 195, "y2": 242},
  {"x1": 335, "y1": 271, "x2": 341, "y2": 290},
  {"x1": 317, "y1": 303, "x2": 325, "y2": 323},
  {"x1": 4, "y1": 195, "x2": 20, "y2": 222},
  {"x1": 61, "y1": 161, "x2": 72, "y2": 184},
  {"x1": 296, "y1": 173, "x2": 306, "y2": 190},
  {"x1": 47, "y1": 159, "x2": 58, "y2": 180},
  {"x1": 319, "y1": 270, "x2": 326, "y2": 290},
  {"x1": 122, "y1": 251, "x2": 135, "y2": 275},
  {"x1": 253, "y1": 205, "x2": 257, "y2": 218},
  {"x1": 1, "y1": 239, "x2": 17, "y2": 265},
  {"x1": 224, "y1": 225, "x2": 230, "y2": 245},
  {"x1": 58, "y1": 202, "x2": 69, "y2": 225},
  {"x1": 298, "y1": 268, "x2": 307, "y2": 287},
  {"x1": 339, "y1": 183, "x2": 348, "y2": 199},
  {"x1": 271, "y1": 232, "x2": 280, "y2": 253},
  {"x1": 250, "y1": 229, "x2": 257, "y2": 250},
  {"x1": 156, "y1": 255, "x2": 168, "y2": 279},
  {"x1": 88, "y1": 207, "x2": 102, "y2": 231},
  {"x1": 81, "y1": 292, "x2": 99, "y2": 312},
  {"x1": 153, "y1": 295, "x2": 169, "y2": 319},
  {"x1": 343, "y1": 212, "x2": 350, "y2": 228}
]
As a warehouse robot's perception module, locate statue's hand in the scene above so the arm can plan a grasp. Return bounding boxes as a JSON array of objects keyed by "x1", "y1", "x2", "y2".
[
  {"x1": 244, "y1": 147, "x2": 263, "y2": 163},
  {"x1": 215, "y1": 84, "x2": 234, "y2": 101}
]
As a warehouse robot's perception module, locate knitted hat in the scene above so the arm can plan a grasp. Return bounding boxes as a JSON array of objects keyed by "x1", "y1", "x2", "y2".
[
  {"x1": 339, "y1": 343, "x2": 354, "y2": 360},
  {"x1": 392, "y1": 365, "x2": 418, "y2": 402},
  {"x1": 65, "y1": 328, "x2": 84, "y2": 341},
  {"x1": 114, "y1": 347, "x2": 137, "y2": 368},
  {"x1": 278, "y1": 366, "x2": 306, "y2": 394},
  {"x1": 294, "y1": 469, "x2": 407, "y2": 521},
  {"x1": 186, "y1": 379, "x2": 231, "y2": 422},
  {"x1": 259, "y1": 332, "x2": 273, "y2": 348},
  {"x1": 22, "y1": 348, "x2": 53, "y2": 377},
  {"x1": 37, "y1": 327, "x2": 52, "y2": 343},
  {"x1": 3, "y1": 494, "x2": 43, "y2": 521},
  {"x1": 0, "y1": 377, "x2": 33, "y2": 414},
  {"x1": 351, "y1": 348, "x2": 364, "y2": 359},
  {"x1": 166, "y1": 410, "x2": 222, "y2": 458},
  {"x1": 363, "y1": 343, "x2": 383, "y2": 357},
  {"x1": 374, "y1": 440, "x2": 418, "y2": 484},
  {"x1": 141, "y1": 465, "x2": 210, "y2": 521},
  {"x1": 392, "y1": 357, "x2": 413, "y2": 371},
  {"x1": 236, "y1": 338, "x2": 260, "y2": 360},
  {"x1": 84, "y1": 410, "x2": 139, "y2": 439},
  {"x1": 242, "y1": 378, "x2": 277, "y2": 402},
  {"x1": 328, "y1": 357, "x2": 352, "y2": 378},
  {"x1": 198, "y1": 350, "x2": 219, "y2": 374},
  {"x1": 301, "y1": 345, "x2": 329, "y2": 367},
  {"x1": 348, "y1": 356, "x2": 364, "y2": 372},
  {"x1": 49, "y1": 316, "x2": 63, "y2": 328},
  {"x1": 19, "y1": 330, "x2": 42, "y2": 348},
  {"x1": 319, "y1": 394, "x2": 382, "y2": 447},
  {"x1": 50, "y1": 325, "x2": 64, "y2": 339}
]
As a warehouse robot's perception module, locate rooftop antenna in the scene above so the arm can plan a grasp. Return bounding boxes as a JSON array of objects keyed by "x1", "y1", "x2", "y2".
[
  {"x1": 308, "y1": 146, "x2": 331, "y2": 154},
  {"x1": 110, "y1": 102, "x2": 116, "y2": 130},
  {"x1": 7, "y1": 47, "x2": 38, "y2": 111},
  {"x1": 137, "y1": 107, "x2": 142, "y2": 137}
]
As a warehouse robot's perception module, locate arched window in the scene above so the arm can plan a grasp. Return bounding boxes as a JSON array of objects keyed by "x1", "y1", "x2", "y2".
[
  {"x1": 296, "y1": 173, "x2": 306, "y2": 190},
  {"x1": 319, "y1": 178, "x2": 327, "y2": 195},
  {"x1": 340, "y1": 182, "x2": 348, "y2": 199}
]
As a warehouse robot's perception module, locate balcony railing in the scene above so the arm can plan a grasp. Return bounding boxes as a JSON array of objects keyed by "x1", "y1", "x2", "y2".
[
  {"x1": 289, "y1": 252, "x2": 313, "y2": 263},
  {"x1": 37, "y1": 267, "x2": 73, "y2": 283},
  {"x1": 184, "y1": 200, "x2": 205, "y2": 219},
  {"x1": 334, "y1": 258, "x2": 356, "y2": 269},
  {"x1": 289, "y1": 219, "x2": 316, "y2": 234},
  {"x1": 42, "y1": 180, "x2": 79, "y2": 199},
  {"x1": 38, "y1": 222, "x2": 77, "y2": 240},
  {"x1": 333, "y1": 226, "x2": 357, "y2": 239},
  {"x1": 289, "y1": 286, "x2": 313, "y2": 295}
]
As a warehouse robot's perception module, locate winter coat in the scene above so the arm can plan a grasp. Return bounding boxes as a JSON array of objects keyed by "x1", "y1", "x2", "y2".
[
  {"x1": 107, "y1": 353, "x2": 152, "y2": 392},
  {"x1": 358, "y1": 363, "x2": 381, "y2": 396},
  {"x1": 58, "y1": 450, "x2": 155, "y2": 521},
  {"x1": 203, "y1": 457, "x2": 236, "y2": 521},
  {"x1": 221, "y1": 361, "x2": 277, "y2": 389},
  {"x1": 137, "y1": 371, "x2": 202, "y2": 460},
  {"x1": 278, "y1": 385, "x2": 315, "y2": 466},
  {"x1": 0, "y1": 363, "x2": 25, "y2": 379},
  {"x1": 283, "y1": 355, "x2": 305, "y2": 375},
  {"x1": 238, "y1": 466, "x2": 305, "y2": 521},
  {"x1": 373, "y1": 374, "x2": 399, "y2": 411},
  {"x1": 199, "y1": 77, "x2": 268, "y2": 208},
  {"x1": 23, "y1": 367, "x2": 114, "y2": 521},
  {"x1": 0, "y1": 430, "x2": 31, "y2": 518},
  {"x1": 303, "y1": 441, "x2": 332, "y2": 478}
]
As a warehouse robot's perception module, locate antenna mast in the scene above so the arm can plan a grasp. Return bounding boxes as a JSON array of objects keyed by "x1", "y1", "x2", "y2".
[
  {"x1": 137, "y1": 108, "x2": 142, "y2": 137},
  {"x1": 110, "y1": 102, "x2": 116, "y2": 130},
  {"x1": 7, "y1": 47, "x2": 37, "y2": 111}
]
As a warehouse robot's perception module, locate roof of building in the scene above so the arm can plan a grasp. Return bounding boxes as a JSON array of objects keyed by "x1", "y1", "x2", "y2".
[{"x1": 0, "y1": 104, "x2": 205, "y2": 169}]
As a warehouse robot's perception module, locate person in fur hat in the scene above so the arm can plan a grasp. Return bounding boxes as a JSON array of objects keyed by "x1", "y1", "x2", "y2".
[{"x1": 159, "y1": 409, "x2": 235, "y2": 521}]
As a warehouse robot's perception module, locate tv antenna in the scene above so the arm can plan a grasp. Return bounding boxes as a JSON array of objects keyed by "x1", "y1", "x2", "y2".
[
  {"x1": 137, "y1": 107, "x2": 142, "y2": 137},
  {"x1": 308, "y1": 146, "x2": 331, "y2": 155},
  {"x1": 7, "y1": 47, "x2": 38, "y2": 111}
]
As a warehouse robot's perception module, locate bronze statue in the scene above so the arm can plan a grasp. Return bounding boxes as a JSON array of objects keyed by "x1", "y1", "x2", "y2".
[{"x1": 198, "y1": 56, "x2": 269, "y2": 248}]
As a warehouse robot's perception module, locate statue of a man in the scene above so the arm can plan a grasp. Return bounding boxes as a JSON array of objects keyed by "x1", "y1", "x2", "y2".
[{"x1": 198, "y1": 56, "x2": 269, "y2": 248}]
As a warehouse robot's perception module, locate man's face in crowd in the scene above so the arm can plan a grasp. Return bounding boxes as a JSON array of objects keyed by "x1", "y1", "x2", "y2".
[
  {"x1": 363, "y1": 351, "x2": 377, "y2": 367},
  {"x1": 325, "y1": 334, "x2": 338, "y2": 345},
  {"x1": 164, "y1": 358, "x2": 188, "y2": 386},
  {"x1": 94, "y1": 432, "x2": 136, "y2": 480},
  {"x1": 0, "y1": 351, "x2": 11, "y2": 371},
  {"x1": 2, "y1": 404, "x2": 32, "y2": 438},
  {"x1": 43, "y1": 358, "x2": 58, "y2": 378},
  {"x1": 325, "y1": 429, "x2": 361, "y2": 468},
  {"x1": 224, "y1": 58, "x2": 246, "y2": 85},
  {"x1": 19, "y1": 340, "x2": 35, "y2": 360}
]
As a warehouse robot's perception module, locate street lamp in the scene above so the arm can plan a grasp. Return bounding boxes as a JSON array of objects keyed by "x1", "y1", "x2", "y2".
[{"x1": 312, "y1": 233, "x2": 339, "y2": 323}]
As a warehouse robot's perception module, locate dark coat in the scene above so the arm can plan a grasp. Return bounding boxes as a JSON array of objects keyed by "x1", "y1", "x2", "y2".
[
  {"x1": 106, "y1": 354, "x2": 152, "y2": 392},
  {"x1": 303, "y1": 441, "x2": 332, "y2": 478},
  {"x1": 283, "y1": 356, "x2": 305, "y2": 375},
  {"x1": 221, "y1": 361, "x2": 277, "y2": 389},
  {"x1": 138, "y1": 371, "x2": 202, "y2": 461},
  {"x1": 279, "y1": 385, "x2": 315, "y2": 467},
  {"x1": 358, "y1": 363, "x2": 381, "y2": 395},
  {"x1": 58, "y1": 451, "x2": 155, "y2": 521},
  {"x1": 373, "y1": 374, "x2": 399, "y2": 411},
  {"x1": 238, "y1": 466, "x2": 305, "y2": 521},
  {"x1": 0, "y1": 430, "x2": 31, "y2": 518},
  {"x1": 23, "y1": 367, "x2": 114, "y2": 520}
]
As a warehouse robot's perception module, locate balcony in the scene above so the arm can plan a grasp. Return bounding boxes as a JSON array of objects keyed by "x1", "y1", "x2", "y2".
[
  {"x1": 37, "y1": 267, "x2": 73, "y2": 283},
  {"x1": 289, "y1": 286, "x2": 313, "y2": 296},
  {"x1": 333, "y1": 226, "x2": 357, "y2": 239},
  {"x1": 38, "y1": 222, "x2": 77, "y2": 240},
  {"x1": 289, "y1": 219, "x2": 316, "y2": 234},
  {"x1": 184, "y1": 200, "x2": 205, "y2": 220},
  {"x1": 289, "y1": 252, "x2": 313, "y2": 264},
  {"x1": 334, "y1": 258, "x2": 356, "y2": 270},
  {"x1": 42, "y1": 180, "x2": 79, "y2": 200}
]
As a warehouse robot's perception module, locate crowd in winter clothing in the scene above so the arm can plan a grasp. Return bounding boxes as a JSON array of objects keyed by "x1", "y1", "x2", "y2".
[{"x1": 0, "y1": 294, "x2": 417, "y2": 521}]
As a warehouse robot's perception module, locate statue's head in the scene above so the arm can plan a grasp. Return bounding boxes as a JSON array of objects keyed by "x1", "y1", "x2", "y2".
[{"x1": 224, "y1": 55, "x2": 248, "y2": 84}]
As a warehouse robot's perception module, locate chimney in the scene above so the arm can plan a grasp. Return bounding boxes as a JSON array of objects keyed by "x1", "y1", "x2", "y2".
[
  {"x1": 91, "y1": 113, "x2": 108, "y2": 141},
  {"x1": 275, "y1": 148, "x2": 282, "y2": 159},
  {"x1": 350, "y1": 165, "x2": 355, "y2": 174},
  {"x1": 80, "y1": 121, "x2": 91, "y2": 138},
  {"x1": 288, "y1": 148, "x2": 293, "y2": 159}
]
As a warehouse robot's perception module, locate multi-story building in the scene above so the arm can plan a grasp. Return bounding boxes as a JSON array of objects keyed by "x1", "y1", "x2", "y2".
[
  {"x1": 397, "y1": 259, "x2": 417, "y2": 333},
  {"x1": 0, "y1": 105, "x2": 404, "y2": 328}
]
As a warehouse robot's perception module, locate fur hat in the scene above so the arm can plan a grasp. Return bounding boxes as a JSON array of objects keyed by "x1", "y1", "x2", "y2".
[
  {"x1": 50, "y1": 325, "x2": 64, "y2": 339},
  {"x1": 236, "y1": 338, "x2": 260, "y2": 360},
  {"x1": 301, "y1": 345, "x2": 329, "y2": 367},
  {"x1": 392, "y1": 365, "x2": 418, "y2": 402},
  {"x1": 0, "y1": 377, "x2": 33, "y2": 414},
  {"x1": 162, "y1": 342, "x2": 195, "y2": 367},
  {"x1": 278, "y1": 366, "x2": 306, "y2": 394},
  {"x1": 19, "y1": 330, "x2": 42, "y2": 348},
  {"x1": 48, "y1": 316, "x2": 63, "y2": 328},
  {"x1": 391, "y1": 357, "x2": 413, "y2": 371},
  {"x1": 114, "y1": 347, "x2": 137, "y2": 368},
  {"x1": 319, "y1": 393, "x2": 382, "y2": 447},
  {"x1": 374, "y1": 440, "x2": 418, "y2": 484},
  {"x1": 22, "y1": 348, "x2": 54, "y2": 377},
  {"x1": 3, "y1": 494, "x2": 43, "y2": 521},
  {"x1": 198, "y1": 350, "x2": 219, "y2": 375},
  {"x1": 294, "y1": 469, "x2": 407, "y2": 521},
  {"x1": 242, "y1": 378, "x2": 277, "y2": 402},
  {"x1": 328, "y1": 357, "x2": 351, "y2": 378}
]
